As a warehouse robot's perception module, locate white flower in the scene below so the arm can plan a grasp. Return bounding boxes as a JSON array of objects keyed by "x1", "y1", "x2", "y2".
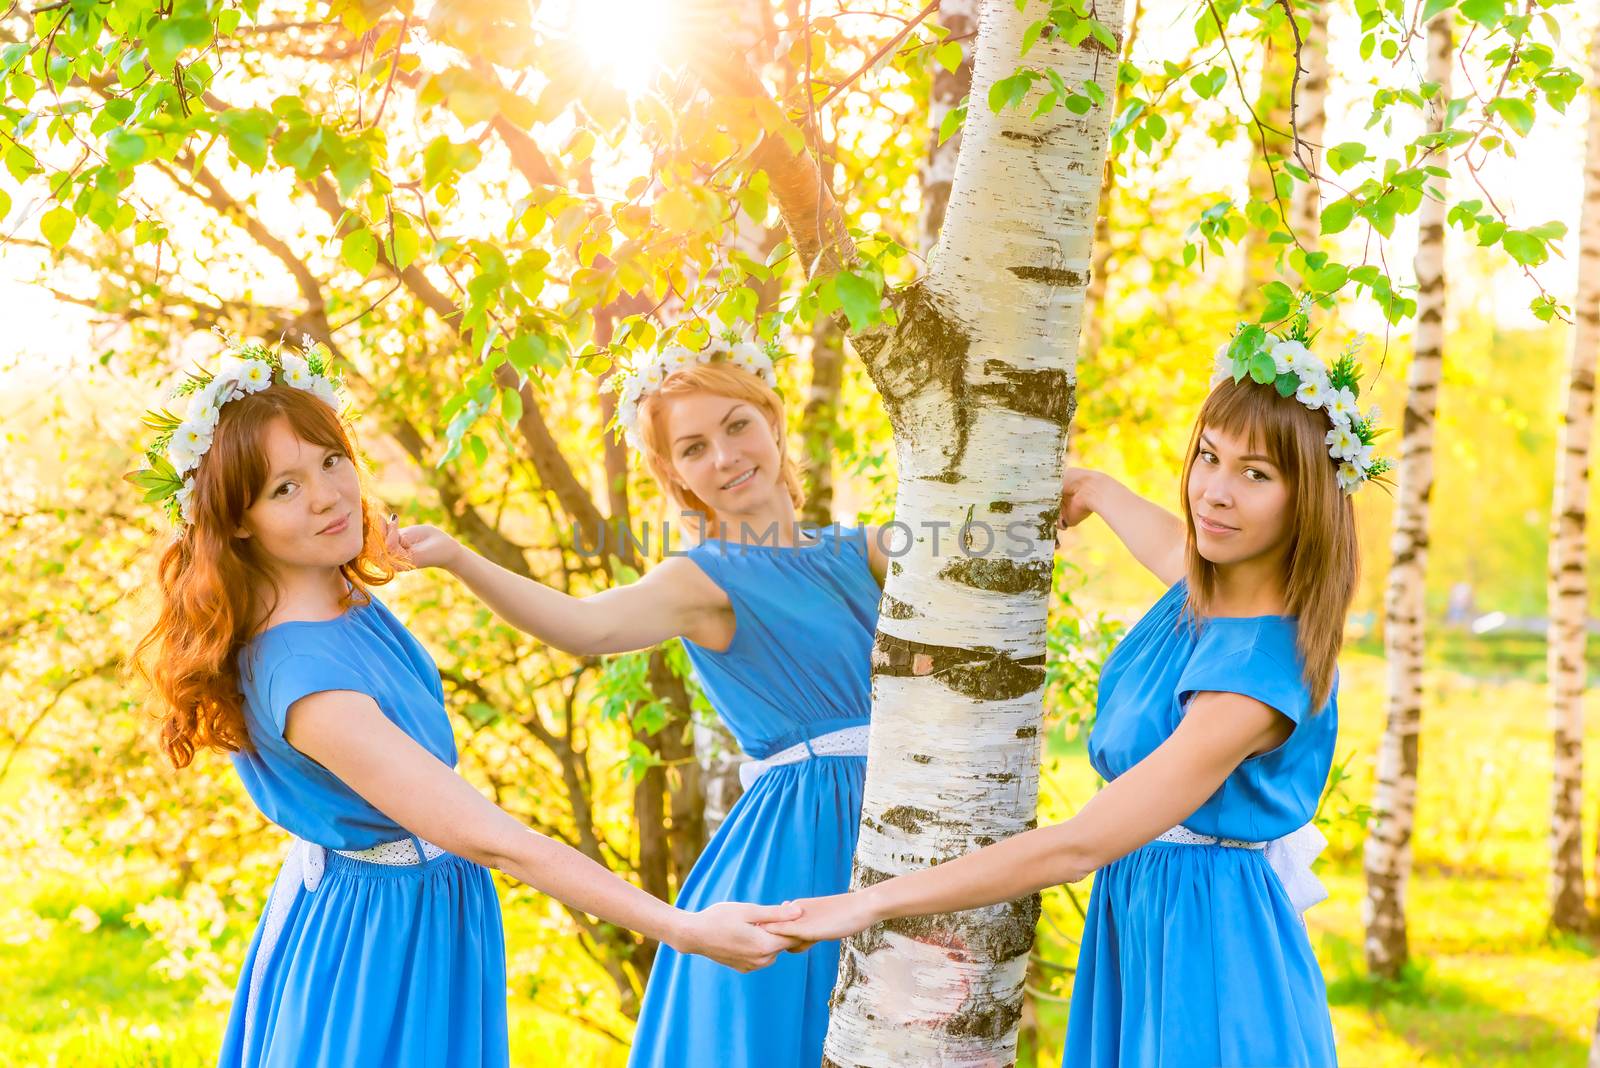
[
  {"x1": 641, "y1": 362, "x2": 667, "y2": 390},
  {"x1": 1325, "y1": 387, "x2": 1359, "y2": 426},
  {"x1": 1271, "y1": 338, "x2": 1313, "y2": 376},
  {"x1": 279, "y1": 353, "x2": 314, "y2": 389},
  {"x1": 238, "y1": 359, "x2": 273, "y2": 393},
  {"x1": 1336, "y1": 462, "x2": 1364, "y2": 493},
  {"x1": 1325, "y1": 425, "x2": 1361, "y2": 461},
  {"x1": 175, "y1": 479, "x2": 196, "y2": 524},
  {"x1": 622, "y1": 376, "x2": 646, "y2": 403},
  {"x1": 305, "y1": 375, "x2": 340, "y2": 410},
  {"x1": 1348, "y1": 441, "x2": 1374, "y2": 469},
  {"x1": 183, "y1": 388, "x2": 220, "y2": 431},
  {"x1": 693, "y1": 346, "x2": 714, "y2": 364},
  {"x1": 167, "y1": 419, "x2": 215, "y2": 476},
  {"x1": 662, "y1": 345, "x2": 694, "y2": 373},
  {"x1": 1295, "y1": 374, "x2": 1329, "y2": 409},
  {"x1": 1363, "y1": 404, "x2": 1381, "y2": 428}
]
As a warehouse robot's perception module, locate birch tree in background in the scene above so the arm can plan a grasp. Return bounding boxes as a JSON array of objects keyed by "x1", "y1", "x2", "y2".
[
  {"x1": 1546, "y1": 17, "x2": 1600, "y2": 936},
  {"x1": 1362, "y1": 7, "x2": 1451, "y2": 980}
]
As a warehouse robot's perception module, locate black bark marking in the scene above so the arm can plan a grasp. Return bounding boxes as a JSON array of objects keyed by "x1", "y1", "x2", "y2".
[
  {"x1": 873, "y1": 632, "x2": 1045, "y2": 701},
  {"x1": 1008, "y1": 264, "x2": 1088, "y2": 287},
  {"x1": 880, "y1": 593, "x2": 917, "y2": 620},
  {"x1": 974, "y1": 360, "x2": 1074, "y2": 428},
  {"x1": 939, "y1": 555, "x2": 1054, "y2": 595}
]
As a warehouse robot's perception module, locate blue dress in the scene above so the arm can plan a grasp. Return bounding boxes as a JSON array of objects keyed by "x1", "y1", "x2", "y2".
[
  {"x1": 628, "y1": 524, "x2": 881, "y2": 1068},
  {"x1": 216, "y1": 591, "x2": 508, "y2": 1068},
  {"x1": 1067, "y1": 579, "x2": 1339, "y2": 1066}
]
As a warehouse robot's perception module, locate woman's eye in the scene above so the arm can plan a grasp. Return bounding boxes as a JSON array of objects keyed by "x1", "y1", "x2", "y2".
[
  {"x1": 274, "y1": 481, "x2": 297, "y2": 498},
  {"x1": 683, "y1": 443, "x2": 702, "y2": 458},
  {"x1": 1246, "y1": 468, "x2": 1269, "y2": 482},
  {"x1": 1199, "y1": 449, "x2": 1217, "y2": 464},
  {"x1": 729, "y1": 419, "x2": 747, "y2": 433},
  {"x1": 324, "y1": 452, "x2": 342, "y2": 468}
]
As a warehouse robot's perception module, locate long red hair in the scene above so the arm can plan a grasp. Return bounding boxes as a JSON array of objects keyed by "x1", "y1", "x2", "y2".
[
  {"x1": 133, "y1": 383, "x2": 399, "y2": 768},
  {"x1": 1179, "y1": 376, "x2": 1360, "y2": 713}
]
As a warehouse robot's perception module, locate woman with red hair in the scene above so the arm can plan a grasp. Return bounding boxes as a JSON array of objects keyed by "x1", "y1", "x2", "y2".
[{"x1": 131, "y1": 338, "x2": 795, "y2": 1068}]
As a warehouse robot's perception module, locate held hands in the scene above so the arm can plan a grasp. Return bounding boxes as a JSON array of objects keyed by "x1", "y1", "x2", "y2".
[
  {"x1": 675, "y1": 901, "x2": 806, "y2": 973},
  {"x1": 757, "y1": 891, "x2": 881, "y2": 952},
  {"x1": 384, "y1": 516, "x2": 463, "y2": 571}
]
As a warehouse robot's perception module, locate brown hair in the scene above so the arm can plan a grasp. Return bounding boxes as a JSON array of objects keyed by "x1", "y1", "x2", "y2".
[
  {"x1": 1179, "y1": 376, "x2": 1359, "y2": 712},
  {"x1": 635, "y1": 362, "x2": 805, "y2": 533},
  {"x1": 132, "y1": 383, "x2": 400, "y2": 768}
]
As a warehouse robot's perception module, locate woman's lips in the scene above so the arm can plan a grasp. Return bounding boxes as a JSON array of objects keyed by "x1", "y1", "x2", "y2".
[{"x1": 1196, "y1": 514, "x2": 1237, "y2": 536}]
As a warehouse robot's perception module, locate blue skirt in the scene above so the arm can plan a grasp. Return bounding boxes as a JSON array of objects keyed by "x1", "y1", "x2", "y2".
[
  {"x1": 1066, "y1": 840, "x2": 1337, "y2": 1066},
  {"x1": 628, "y1": 754, "x2": 866, "y2": 1068},
  {"x1": 218, "y1": 848, "x2": 508, "y2": 1068}
]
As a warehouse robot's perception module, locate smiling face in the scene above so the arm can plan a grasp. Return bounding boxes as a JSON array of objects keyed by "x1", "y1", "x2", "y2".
[
  {"x1": 662, "y1": 390, "x2": 786, "y2": 519},
  {"x1": 234, "y1": 416, "x2": 366, "y2": 575},
  {"x1": 1186, "y1": 422, "x2": 1293, "y2": 570}
]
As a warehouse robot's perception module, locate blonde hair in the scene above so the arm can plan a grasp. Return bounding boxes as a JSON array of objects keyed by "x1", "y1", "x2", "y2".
[
  {"x1": 635, "y1": 362, "x2": 805, "y2": 530},
  {"x1": 1179, "y1": 376, "x2": 1359, "y2": 713}
]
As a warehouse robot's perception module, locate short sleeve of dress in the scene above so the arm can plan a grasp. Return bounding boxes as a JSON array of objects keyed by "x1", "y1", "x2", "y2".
[
  {"x1": 1174, "y1": 620, "x2": 1314, "y2": 726},
  {"x1": 258, "y1": 651, "x2": 371, "y2": 737}
]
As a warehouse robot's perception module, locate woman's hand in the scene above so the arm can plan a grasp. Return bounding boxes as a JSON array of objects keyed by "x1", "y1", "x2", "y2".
[
  {"x1": 387, "y1": 520, "x2": 463, "y2": 571},
  {"x1": 1058, "y1": 467, "x2": 1103, "y2": 530},
  {"x1": 757, "y1": 891, "x2": 882, "y2": 951},
  {"x1": 673, "y1": 901, "x2": 805, "y2": 972}
]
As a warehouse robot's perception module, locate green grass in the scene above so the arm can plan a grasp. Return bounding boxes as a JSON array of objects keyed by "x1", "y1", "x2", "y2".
[{"x1": 4, "y1": 652, "x2": 1597, "y2": 1065}]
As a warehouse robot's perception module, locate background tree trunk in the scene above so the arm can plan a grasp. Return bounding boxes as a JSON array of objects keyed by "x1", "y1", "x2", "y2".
[
  {"x1": 1079, "y1": 0, "x2": 1142, "y2": 369},
  {"x1": 1362, "y1": 8, "x2": 1451, "y2": 982},
  {"x1": 819, "y1": 2, "x2": 1122, "y2": 1062},
  {"x1": 918, "y1": 0, "x2": 977, "y2": 260},
  {"x1": 1548, "y1": 16, "x2": 1600, "y2": 936},
  {"x1": 1287, "y1": 1, "x2": 1329, "y2": 250}
]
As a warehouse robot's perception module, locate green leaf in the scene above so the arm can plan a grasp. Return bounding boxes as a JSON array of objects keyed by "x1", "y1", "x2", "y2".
[
  {"x1": 147, "y1": 17, "x2": 212, "y2": 70},
  {"x1": 834, "y1": 271, "x2": 881, "y2": 332},
  {"x1": 934, "y1": 40, "x2": 963, "y2": 74},
  {"x1": 1459, "y1": 0, "x2": 1507, "y2": 25},
  {"x1": 505, "y1": 333, "x2": 548, "y2": 378},
  {"x1": 105, "y1": 129, "x2": 148, "y2": 170},
  {"x1": 1275, "y1": 373, "x2": 1299, "y2": 398},
  {"x1": 389, "y1": 225, "x2": 420, "y2": 272},
  {"x1": 1321, "y1": 197, "x2": 1356, "y2": 236},
  {"x1": 738, "y1": 170, "x2": 769, "y2": 223},
  {"x1": 1421, "y1": 0, "x2": 1453, "y2": 20},
  {"x1": 1488, "y1": 97, "x2": 1535, "y2": 137},
  {"x1": 1326, "y1": 141, "x2": 1368, "y2": 174},
  {"x1": 1249, "y1": 351, "x2": 1277, "y2": 384},
  {"x1": 0, "y1": 189, "x2": 10, "y2": 224},
  {"x1": 340, "y1": 228, "x2": 378, "y2": 277},
  {"x1": 1501, "y1": 229, "x2": 1547, "y2": 266},
  {"x1": 39, "y1": 205, "x2": 75, "y2": 250},
  {"x1": 938, "y1": 104, "x2": 966, "y2": 145}
]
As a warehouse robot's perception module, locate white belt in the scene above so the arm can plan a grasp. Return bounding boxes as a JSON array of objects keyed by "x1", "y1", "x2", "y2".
[
  {"x1": 243, "y1": 834, "x2": 445, "y2": 1037},
  {"x1": 1155, "y1": 821, "x2": 1329, "y2": 916},
  {"x1": 739, "y1": 724, "x2": 870, "y2": 791}
]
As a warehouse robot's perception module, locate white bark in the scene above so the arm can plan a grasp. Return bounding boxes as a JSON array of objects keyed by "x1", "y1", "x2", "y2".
[
  {"x1": 1549, "y1": 17, "x2": 1600, "y2": 935},
  {"x1": 1361, "y1": 9, "x2": 1450, "y2": 981},
  {"x1": 823, "y1": 2, "x2": 1121, "y2": 1063}
]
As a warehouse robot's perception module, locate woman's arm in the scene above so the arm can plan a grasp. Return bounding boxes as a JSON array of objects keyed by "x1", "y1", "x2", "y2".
[
  {"x1": 285, "y1": 689, "x2": 797, "y2": 971},
  {"x1": 761, "y1": 690, "x2": 1293, "y2": 945},
  {"x1": 392, "y1": 524, "x2": 730, "y2": 656},
  {"x1": 1059, "y1": 468, "x2": 1187, "y2": 586}
]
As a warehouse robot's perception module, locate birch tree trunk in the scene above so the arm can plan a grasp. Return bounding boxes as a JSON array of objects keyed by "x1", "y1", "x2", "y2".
[
  {"x1": 1288, "y1": 1, "x2": 1328, "y2": 249},
  {"x1": 1548, "y1": 16, "x2": 1600, "y2": 935},
  {"x1": 1361, "y1": 8, "x2": 1450, "y2": 981},
  {"x1": 1238, "y1": 15, "x2": 1295, "y2": 296},
  {"x1": 822, "y1": 3, "x2": 1121, "y2": 1061}
]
